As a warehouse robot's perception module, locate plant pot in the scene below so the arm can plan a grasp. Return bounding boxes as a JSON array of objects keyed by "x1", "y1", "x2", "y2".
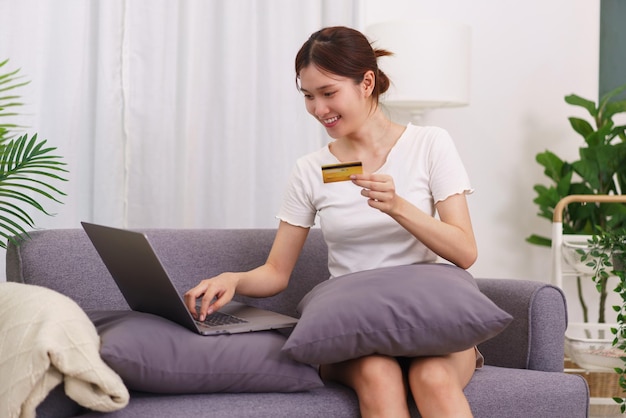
[
  {"x1": 565, "y1": 322, "x2": 622, "y2": 372},
  {"x1": 562, "y1": 235, "x2": 595, "y2": 275},
  {"x1": 563, "y1": 237, "x2": 625, "y2": 275}
]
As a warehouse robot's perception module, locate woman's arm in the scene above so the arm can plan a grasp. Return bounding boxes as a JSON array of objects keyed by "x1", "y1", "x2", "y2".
[
  {"x1": 392, "y1": 193, "x2": 477, "y2": 269},
  {"x1": 353, "y1": 174, "x2": 477, "y2": 269},
  {"x1": 183, "y1": 221, "x2": 310, "y2": 321}
]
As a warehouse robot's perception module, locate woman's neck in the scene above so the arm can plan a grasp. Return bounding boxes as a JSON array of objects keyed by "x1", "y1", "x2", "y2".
[{"x1": 329, "y1": 111, "x2": 405, "y2": 170}]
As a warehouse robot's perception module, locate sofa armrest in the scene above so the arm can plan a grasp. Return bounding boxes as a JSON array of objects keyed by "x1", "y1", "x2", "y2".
[{"x1": 476, "y1": 279, "x2": 566, "y2": 372}]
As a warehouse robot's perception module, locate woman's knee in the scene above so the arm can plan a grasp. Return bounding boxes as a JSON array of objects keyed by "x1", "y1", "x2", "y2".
[
  {"x1": 333, "y1": 355, "x2": 410, "y2": 418},
  {"x1": 409, "y1": 349, "x2": 476, "y2": 393},
  {"x1": 357, "y1": 355, "x2": 404, "y2": 382},
  {"x1": 322, "y1": 354, "x2": 404, "y2": 391},
  {"x1": 408, "y1": 351, "x2": 476, "y2": 418},
  {"x1": 409, "y1": 357, "x2": 454, "y2": 390}
]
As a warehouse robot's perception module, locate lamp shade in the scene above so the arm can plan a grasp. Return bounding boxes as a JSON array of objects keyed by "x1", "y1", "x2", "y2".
[{"x1": 366, "y1": 20, "x2": 471, "y2": 110}]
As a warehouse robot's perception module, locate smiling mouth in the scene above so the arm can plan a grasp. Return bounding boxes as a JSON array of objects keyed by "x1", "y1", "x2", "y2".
[{"x1": 322, "y1": 116, "x2": 340, "y2": 127}]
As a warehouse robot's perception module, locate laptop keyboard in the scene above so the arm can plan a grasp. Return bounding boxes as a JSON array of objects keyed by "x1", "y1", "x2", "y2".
[{"x1": 200, "y1": 311, "x2": 248, "y2": 327}]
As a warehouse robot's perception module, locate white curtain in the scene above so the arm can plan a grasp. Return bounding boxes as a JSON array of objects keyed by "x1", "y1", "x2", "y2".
[
  {"x1": 0, "y1": 0, "x2": 361, "y2": 279},
  {"x1": 0, "y1": 0, "x2": 361, "y2": 231}
]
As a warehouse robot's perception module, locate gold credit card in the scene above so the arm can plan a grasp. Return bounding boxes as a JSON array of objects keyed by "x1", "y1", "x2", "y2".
[{"x1": 321, "y1": 161, "x2": 363, "y2": 183}]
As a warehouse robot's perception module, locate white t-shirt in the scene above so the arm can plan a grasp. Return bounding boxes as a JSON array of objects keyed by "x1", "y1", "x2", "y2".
[{"x1": 276, "y1": 123, "x2": 473, "y2": 278}]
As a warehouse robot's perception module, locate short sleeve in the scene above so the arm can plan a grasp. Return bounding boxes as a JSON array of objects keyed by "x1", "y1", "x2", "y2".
[
  {"x1": 276, "y1": 159, "x2": 317, "y2": 228},
  {"x1": 427, "y1": 129, "x2": 473, "y2": 204}
]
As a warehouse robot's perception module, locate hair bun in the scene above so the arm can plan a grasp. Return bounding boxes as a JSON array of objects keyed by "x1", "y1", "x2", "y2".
[{"x1": 377, "y1": 69, "x2": 391, "y2": 95}]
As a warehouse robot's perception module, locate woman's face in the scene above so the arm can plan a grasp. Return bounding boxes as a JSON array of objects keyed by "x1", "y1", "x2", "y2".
[{"x1": 298, "y1": 65, "x2": 373, "y2": 139}]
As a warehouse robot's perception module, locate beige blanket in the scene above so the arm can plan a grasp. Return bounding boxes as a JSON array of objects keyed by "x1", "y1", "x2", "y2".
[{"x1": 0, "y1": 282, "x2": 129, "y2": 418}]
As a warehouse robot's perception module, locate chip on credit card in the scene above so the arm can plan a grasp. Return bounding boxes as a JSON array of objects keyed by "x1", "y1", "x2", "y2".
[{"x1": 321, "y1": 161, "x2": 363, "y2": 183}]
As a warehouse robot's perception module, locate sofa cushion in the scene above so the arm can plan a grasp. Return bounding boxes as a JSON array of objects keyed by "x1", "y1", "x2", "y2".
[
  {"x1": 282, "y1": 264, "x2": 513, "y2": 364},
  {"x1": 88, "y1": 310, "x2": 323, "y2": 394}
]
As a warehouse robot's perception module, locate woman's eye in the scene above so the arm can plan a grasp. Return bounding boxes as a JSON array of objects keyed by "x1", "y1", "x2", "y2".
[{"x1": 324, "y1": 91, "x2": 336, "y2": 97}]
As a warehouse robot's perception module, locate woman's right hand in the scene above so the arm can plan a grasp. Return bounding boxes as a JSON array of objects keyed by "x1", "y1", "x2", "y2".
[
  {"x1": 183, "y1": 272, "x2": 240, "y2": 321},
  {"x1": 183, "y1": 222, "x2": 310, "y2": 321}
]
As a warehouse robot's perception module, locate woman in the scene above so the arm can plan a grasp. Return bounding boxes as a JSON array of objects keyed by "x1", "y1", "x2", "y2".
[{"x1": 185, "y1": 26, "x2": 479, "y2": 418}]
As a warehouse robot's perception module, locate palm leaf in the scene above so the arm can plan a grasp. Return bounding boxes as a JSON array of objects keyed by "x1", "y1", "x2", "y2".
[
  {"x1": 0, "y1": 59, "x2": 29, "y2": 141},
  {"x1": 0, "y1": 59, "x2": 68, "y2": 248},
  {"x1": 0, "y1": 133, "x2": 67, "y2": 248}
]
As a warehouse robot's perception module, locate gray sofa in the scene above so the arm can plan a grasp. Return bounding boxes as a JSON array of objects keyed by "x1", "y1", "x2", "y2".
[{"x1": 5, "y1": 227, "x2": 589, "y2": 417}]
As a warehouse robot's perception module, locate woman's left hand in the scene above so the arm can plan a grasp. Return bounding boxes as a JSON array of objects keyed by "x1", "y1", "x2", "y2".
[{"x1": 351, "y1": 173, "x2": 401, "y2": 214}]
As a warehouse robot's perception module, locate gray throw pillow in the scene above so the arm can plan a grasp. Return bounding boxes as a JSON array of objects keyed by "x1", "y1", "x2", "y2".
[
  {"x1": 88, "y1": 310, "x2": 323, "y2": 394},
  {"x1": 282, "y1": 264, "x2": 513, "y2": 364}
]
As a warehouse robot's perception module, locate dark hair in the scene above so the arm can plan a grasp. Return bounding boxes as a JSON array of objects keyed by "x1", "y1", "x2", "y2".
[{"x1": 295, "y1": 26, "x2": 393, "y2": 105}]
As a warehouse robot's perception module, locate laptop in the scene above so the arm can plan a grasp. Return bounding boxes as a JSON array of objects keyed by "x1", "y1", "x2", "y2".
[{"x1": 81, "y1": 222, "x2": 299, "y2": 335}]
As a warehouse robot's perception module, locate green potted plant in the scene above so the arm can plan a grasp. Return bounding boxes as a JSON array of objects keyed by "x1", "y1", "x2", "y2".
[
  {"x1": 579, "y1": 229, "x2": 626, "y2": 411},
  {"x1": 0, "y1": 59, "x2": 67, "y2": 248},
  {"x1": 528, "y1": 82, "x2": 626, "y2": 323}
]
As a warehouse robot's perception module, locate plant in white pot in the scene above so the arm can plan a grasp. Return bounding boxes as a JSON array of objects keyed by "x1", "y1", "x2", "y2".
[
  {"x1": 529, "y1": 83, "x2": 626, "y2": 407},
  {"x1": 528, "y1": 83, "x2": 626, "y2": 324}
]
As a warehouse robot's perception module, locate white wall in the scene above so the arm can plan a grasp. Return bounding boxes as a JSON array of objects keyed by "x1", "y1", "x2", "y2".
[
  {"x1": 360, "y1": 0, "x2": 601, "y2": 322},
  {"x1": 1, "y1": 0, "x2": 601, "y2": 318},
  {"x1": 361, "y1": 0, "x2": 599, "y2": 286}
]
